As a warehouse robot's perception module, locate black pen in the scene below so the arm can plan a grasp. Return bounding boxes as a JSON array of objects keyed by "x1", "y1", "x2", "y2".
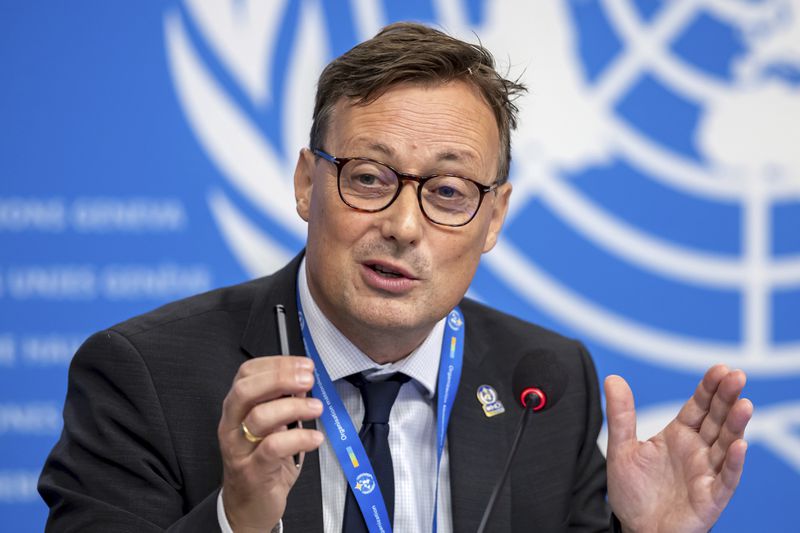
[{"x1": 275, "y1": 304, "x2": 302, "y2": 468}]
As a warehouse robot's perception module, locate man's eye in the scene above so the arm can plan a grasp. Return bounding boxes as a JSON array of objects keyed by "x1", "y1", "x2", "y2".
[
  {"x1": 434, "y1": 185, "x2": 460, "y2": 199},
  {"x1": 355, "y1": 173, "x2": 379, "y2": 186},
  {"x1": 430, "y1": 183, "x2": 468, "y2": 201}
]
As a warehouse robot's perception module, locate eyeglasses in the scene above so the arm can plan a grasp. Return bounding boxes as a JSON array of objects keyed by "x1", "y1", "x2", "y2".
[{"x1": 312, "y1": 149, "x2": 498, "y2": 227}]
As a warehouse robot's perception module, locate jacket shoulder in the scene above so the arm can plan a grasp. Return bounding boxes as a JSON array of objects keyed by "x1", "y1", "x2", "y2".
[
  {"x1": 459, "y1": 297, "x2": 584, "y2": 355},
  {"x1": 108, "y1": 276, "x2": 267, "y2": 339}
]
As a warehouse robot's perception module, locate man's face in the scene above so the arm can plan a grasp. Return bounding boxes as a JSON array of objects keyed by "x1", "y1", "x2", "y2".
[{"x1": 294, "y1": 81, "x2": 511, "y2": 352}]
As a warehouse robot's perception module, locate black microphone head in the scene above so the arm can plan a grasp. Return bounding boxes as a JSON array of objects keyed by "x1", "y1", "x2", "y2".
[{"x1": 512, "y1": 350, "x2": 568, "y2": 412}]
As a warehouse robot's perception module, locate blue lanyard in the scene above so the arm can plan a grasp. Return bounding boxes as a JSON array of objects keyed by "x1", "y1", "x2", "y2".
[{"x1": 297, "y1": 293, "x2": 464, "y2": 533}]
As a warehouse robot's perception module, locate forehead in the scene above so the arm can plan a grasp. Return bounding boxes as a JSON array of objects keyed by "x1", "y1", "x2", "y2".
[{"x1": 326, "y1": 82, "x2": 500, "y2": 179}]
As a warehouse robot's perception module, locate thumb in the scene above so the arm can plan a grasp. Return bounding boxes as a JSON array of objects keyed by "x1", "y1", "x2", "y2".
[{"x1": 604, "y1": 375, "x2": 638, "y2": 456}]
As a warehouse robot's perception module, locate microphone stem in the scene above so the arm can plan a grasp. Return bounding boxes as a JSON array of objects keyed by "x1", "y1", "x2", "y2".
[{"x1": 476, "y1": 404, "x2": 533, "y2": 533}]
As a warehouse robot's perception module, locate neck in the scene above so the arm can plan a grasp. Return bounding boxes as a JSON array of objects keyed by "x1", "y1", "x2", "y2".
[{"x1": 315, "y1": 295, "x2": 433, "y2": 363}]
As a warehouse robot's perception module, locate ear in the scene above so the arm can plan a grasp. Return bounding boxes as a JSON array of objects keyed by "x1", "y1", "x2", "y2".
[
  {"x1": 294, "y1": 148, "x2": 316, "y2": 222},
  {"x1": 482, "y1": 182, "x2": 512, "y2": 253}
]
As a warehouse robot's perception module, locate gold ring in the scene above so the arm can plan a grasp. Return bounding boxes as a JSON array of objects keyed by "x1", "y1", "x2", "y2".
[{"x1": 241, "y1": 421, "x2": 263, "y2": 443}]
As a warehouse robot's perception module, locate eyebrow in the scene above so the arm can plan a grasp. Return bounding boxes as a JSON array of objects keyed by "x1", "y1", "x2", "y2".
[{"x1": 365, "y1": 142, "x2": 395, "y2": 159}]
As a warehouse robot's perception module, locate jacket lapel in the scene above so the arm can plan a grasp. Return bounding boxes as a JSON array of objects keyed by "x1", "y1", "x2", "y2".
[
  {"x1": 448, "y1": 307, "x2": 515, "y2": 533},
  {"x1": 239, "y1": 252, "x2": 324, "y2": 532},
  {"x1": 240, "y1": 253, "x2": 306, "y2": 360}
]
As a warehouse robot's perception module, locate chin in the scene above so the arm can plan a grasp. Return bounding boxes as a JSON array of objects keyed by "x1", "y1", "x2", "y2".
[{"x1": 351, "y1": 299, "x2": 437, "y2": 333}]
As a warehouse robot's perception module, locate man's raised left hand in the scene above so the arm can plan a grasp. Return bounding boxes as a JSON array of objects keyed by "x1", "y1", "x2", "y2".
[{"x1": 605, "y1": 365, "x2": 753, "y2": 532}]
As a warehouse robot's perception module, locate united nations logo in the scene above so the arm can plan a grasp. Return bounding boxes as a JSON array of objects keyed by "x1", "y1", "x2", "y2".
[{"x1": 354, "y1": 472, "x2": 376, "y2": 495}]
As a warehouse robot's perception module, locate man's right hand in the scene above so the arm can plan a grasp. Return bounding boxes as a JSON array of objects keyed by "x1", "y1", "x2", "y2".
[{"x1": 219, "y1": 356, "x2": 324, "y2": 533}]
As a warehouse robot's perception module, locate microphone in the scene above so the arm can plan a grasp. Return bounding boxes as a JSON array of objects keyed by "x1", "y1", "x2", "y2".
[
  {"x1": 512, "y1": 350, "x2": 568, "y2": 412},
  {"x1": 476, "y1": 350, "x2": 568, "y2": 533}
]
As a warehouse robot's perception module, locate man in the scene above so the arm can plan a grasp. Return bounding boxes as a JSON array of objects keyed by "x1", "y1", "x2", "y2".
[{"x1": 40, "y1": 22, "x2": 752, "y2": 532}]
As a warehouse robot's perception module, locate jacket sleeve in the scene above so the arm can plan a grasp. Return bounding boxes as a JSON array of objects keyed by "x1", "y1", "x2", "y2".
[{"x1": 38, "y1": 329, "x2": 221, "y2": 532}]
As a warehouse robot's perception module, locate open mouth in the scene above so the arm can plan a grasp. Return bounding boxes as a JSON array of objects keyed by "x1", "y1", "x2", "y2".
[{"x1": 368, "y1": 263, "x2": 405, "y2": 278}]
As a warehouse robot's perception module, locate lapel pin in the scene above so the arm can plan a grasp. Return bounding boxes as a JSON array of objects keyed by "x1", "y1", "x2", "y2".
[{"x1": 477, "y1": 384, "x2": 505, "y2": 417}]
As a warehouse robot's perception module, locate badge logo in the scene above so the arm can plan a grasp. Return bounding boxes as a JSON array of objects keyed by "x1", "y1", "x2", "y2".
[
  {"x1": 447, "y1": 310, "x2": 463, "y2": 331},
  {"x1": 354, "y1": 472, "x2": 376, "y2": 494},
  {"x1": 477, "y1": 384, "x2": 505, "y2": 417}
]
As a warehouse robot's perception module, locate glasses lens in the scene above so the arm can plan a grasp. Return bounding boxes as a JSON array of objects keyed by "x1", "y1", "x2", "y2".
[
  {"x1": 339, "y1": 159, "x2": 398, "y2": 210},
  {"x1": 421, "y1": 176, "x2": 481, "y2": 226}
]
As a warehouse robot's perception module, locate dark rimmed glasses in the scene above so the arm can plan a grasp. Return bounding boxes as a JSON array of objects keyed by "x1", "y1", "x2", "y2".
[{"x1": 312, "y1": 148, "x2": 498, "y2": 227}]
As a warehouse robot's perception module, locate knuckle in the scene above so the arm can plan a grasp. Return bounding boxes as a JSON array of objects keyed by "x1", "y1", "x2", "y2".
[
  {"x1": 250, "y1": 402, "x2": 276, "y2": 428},
  {"x1": 231, "y1": 378, "x2": 253, "y2": 402},
  {"x1": 236, "y1": 360, "x2": 256, "y2": 379},
  {"x1": 258, "y1": 436, "x2": 281, "y2": 459}
]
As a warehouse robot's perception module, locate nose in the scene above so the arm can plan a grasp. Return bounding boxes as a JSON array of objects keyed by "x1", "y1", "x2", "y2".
[{"x1": 378, "y1": 182, "x2": 424, "y2": 246}]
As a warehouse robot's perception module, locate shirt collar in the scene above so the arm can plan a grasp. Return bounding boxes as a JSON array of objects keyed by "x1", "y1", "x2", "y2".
[{"x1": 298, "y1": 257, "x2": 444, "y2": 399}]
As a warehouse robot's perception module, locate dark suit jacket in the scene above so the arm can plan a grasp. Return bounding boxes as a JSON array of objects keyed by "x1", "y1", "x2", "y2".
[{"x1": 39, "y1": 254, "x2": 610, "y2": 532}]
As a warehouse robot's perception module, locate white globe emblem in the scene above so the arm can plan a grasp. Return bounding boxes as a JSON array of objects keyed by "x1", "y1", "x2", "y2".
[
  {"x1": 355, "y1": 472, "x2": 376, "y2": 495},
  {"x1": 163, "y1": 0, "x2": 800, "y2": 378}
]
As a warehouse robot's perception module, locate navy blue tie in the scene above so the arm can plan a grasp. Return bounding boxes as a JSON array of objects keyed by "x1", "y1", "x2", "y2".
[{"x1": 341, "y1": 372, "x2": 411, "y2": 533}]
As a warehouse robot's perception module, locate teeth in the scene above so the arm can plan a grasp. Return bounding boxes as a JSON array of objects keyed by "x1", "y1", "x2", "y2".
[{"x1": 373, "y1": 265, "x2": 401, "y2": 277}]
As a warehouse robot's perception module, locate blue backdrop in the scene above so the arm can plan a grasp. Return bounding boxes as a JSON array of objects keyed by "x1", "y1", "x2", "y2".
[{"x1": 2, "y1": 1, "x2": 799, "y2": 531}]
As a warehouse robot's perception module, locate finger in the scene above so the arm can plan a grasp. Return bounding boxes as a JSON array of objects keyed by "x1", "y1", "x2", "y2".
[
  {"x1": 239, "y1": 397, "x2": 323, "y2": 448},
  {"x1": 709, "y1": 398, "x2": 753, "y2": 470},
  {"x1": 698, "y1": 370, "x2": 746, "y2": 445},
  {"x1": 221, "y1": 357, "x2": 315, "y2": 431},
  {"x1": 232, "y1": 355, "x2": 313, "y2": 386},
  {"x1": 604, "y1": 375, "x2": 637, "y2": 456},
  {"x1": 252, "y1": 428, "x2": 325, "y2": 467},
  {"x1": 675, "y1": 364, "x2": 729, "y2": 428},
  {"x1": 711, "y1": 439, "x2": 748, "y2": 509}
]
